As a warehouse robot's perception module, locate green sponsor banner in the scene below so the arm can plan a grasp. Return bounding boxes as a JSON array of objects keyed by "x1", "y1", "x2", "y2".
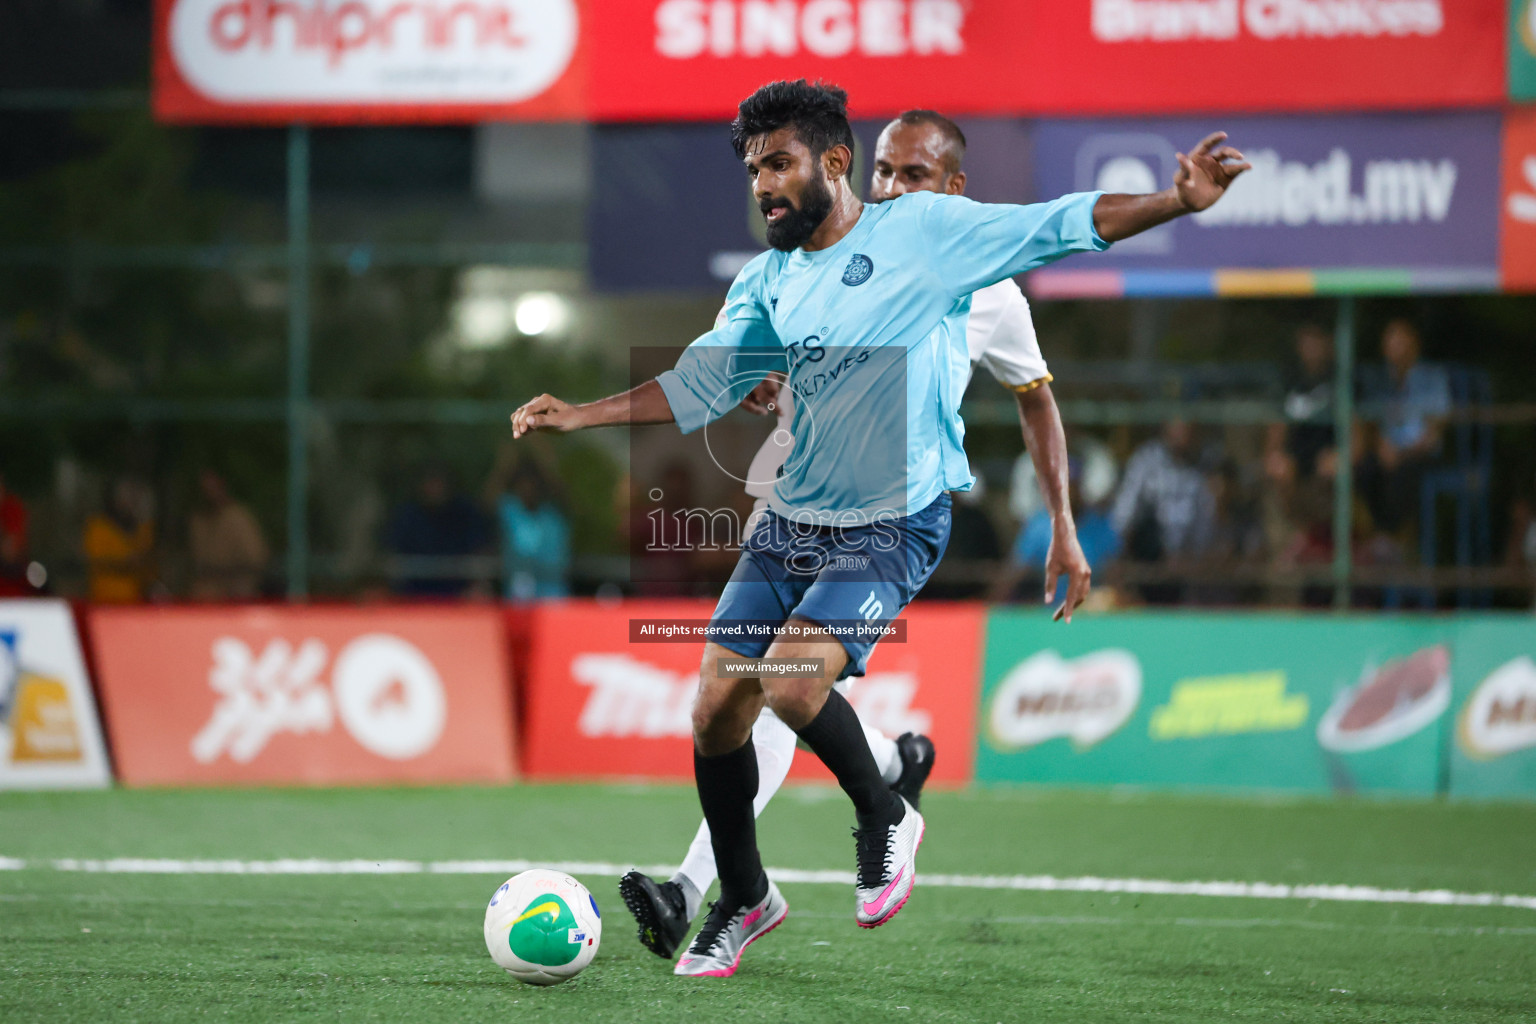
[
  {"x1": 1515, "y1": 0, "x2": 1536, "y2": 100},
  {"x1": 977, "y1": 612, "x2": 1452, "y2": 795},
  {"x1": 1448, "y1": 618, "x2": 1536, "y2": 799}
]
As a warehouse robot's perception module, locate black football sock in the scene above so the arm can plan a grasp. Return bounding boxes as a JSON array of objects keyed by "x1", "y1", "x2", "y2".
[
  {"x1": 694, "y1": 740, "x2": 768, "y2": 907},
  {"x1": 793, "y1": 688, "x2": 904, "y2": 829}
]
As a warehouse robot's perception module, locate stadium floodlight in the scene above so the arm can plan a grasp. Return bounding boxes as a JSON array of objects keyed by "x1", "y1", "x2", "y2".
[{"x1": 514, "y1": 292, "x2": 568, "y2": 338}]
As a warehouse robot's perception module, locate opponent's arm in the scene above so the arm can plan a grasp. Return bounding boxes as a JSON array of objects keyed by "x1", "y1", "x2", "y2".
[
  {"x1": 510, "y1": 379, "x2": 674, "y2": 438},
  {"x1": 1016, "y1": 383, "x2": 1090, "y2": 622},
  {"x1": 1092, "y1": 132, "x2": 1251, "y2": 243}
]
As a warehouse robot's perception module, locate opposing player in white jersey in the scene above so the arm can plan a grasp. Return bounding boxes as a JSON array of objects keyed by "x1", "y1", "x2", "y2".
[{"x1": 619, "y1": 109, "x2": 1093, "y2": 960}]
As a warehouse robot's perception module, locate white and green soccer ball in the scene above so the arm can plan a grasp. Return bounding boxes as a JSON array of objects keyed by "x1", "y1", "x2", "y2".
[{"x1": 484, "y1": 869, "x2": 602, "y2": 986}]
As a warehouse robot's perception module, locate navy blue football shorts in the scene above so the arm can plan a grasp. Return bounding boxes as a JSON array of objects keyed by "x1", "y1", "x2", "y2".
[{"x1": 705, "y1": 493, "x2": 952, "y2": 680}]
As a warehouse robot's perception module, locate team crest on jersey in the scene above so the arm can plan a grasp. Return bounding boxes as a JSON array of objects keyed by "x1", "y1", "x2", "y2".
[{"x1": 842, "y1": 254, "x2": 874, "y2": 287}]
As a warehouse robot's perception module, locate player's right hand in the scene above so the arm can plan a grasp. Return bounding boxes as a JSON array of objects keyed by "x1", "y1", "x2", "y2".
[
  {"x1": 1046, "y1": 525, "x2": 1092, "y2": 624},
  {"x1": 739, "y1": 375, "x2": 785, "y2": 416},
  {"x1": 510, "y1": 394, "x2": 579, "y2": 437}
]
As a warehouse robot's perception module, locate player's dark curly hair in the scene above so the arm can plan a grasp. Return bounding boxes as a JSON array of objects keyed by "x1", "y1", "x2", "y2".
[{"x1": 730, "y1": 80, "x2": 855, "y2": 177}]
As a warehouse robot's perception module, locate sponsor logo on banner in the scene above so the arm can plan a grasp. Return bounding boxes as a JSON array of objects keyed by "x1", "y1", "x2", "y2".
[
  {"x1": 1092, "y1": 0, "x2": 1445, "y2": 43},
  {"x1": 1502, "y1": 110, "x2": 1536, "y2": 290},
  {"x1": 1150, "y1": 672, "x2": 1309, "y2": 740},
  {"x1": 986, "y1": 649, "x2": 1141, "y2": 751},
  {"x1": 1317, "y1": 646, "x2": 1450, "y2": 753},
  {"x1": 520, "y1": 601, "x2": 980, "y2": 782},
  {"x1": 1458, "y1": 656, "x2": 1536, "y2": 760},
  {"x1": 0, "y1": 631, "x2": 83, "y2": 764},
  {"x1": 90, "y1": 607, "x2": 513, "y2": 785},
  {"x1": 168, "y1": 0, "x2": 578, "y2": 103},
  {"x1": 571, "y1": 652, "x2": 929, "y2": 740},
  {"x1": 0, "y1": 600, "x2": 112, "y2": 789},
  {"x1": 192, "y1": 634, "x2": 447, "y2": 764},
  {"x1": 653, "y1": 0, "x2": 966, "y2": 59}
]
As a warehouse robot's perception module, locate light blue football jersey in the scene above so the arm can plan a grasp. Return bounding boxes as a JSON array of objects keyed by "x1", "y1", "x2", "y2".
[{"x1": 656, "y1": 189, "x2": 1108, "y2": 524}]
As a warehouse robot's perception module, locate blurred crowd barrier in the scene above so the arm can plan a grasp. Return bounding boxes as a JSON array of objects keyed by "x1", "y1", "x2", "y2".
[{"x1": 3, "y1": 596, "x2": 1534, "y2": 800}]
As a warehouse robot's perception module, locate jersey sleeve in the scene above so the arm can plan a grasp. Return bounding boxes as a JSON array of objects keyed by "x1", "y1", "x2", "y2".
[
  {"x1": 919, "y1": 191, "x2": 1109, "y2": 298},
  {"x1": 655, "y1": 260, "x2": 783, "y2": 434},
  {"x1": 971, "y1": 283, "x2": 1051, "y2": 392}
]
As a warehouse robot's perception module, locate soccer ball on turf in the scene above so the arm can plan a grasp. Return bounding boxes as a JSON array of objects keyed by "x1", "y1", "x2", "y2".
[{"x1": 483, "y1": 869, "x2": 602, "y2": 986}]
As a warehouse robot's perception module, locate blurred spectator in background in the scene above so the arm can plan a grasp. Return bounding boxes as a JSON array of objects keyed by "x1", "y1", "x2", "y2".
[
  {"x1": 384, "y1": 465, "x2": 490, "y2": 598},
  {"x1": 1263, "y1": 324, "x2": 1350, "y2": 579},
  {"x1": 0, "y1": 472, "x2": 29, "y2": 597},
  {"x1": 1193, "y1": 461, "x2": 1267, "y2": 605},
  {"x1": 931, "y1": 478, "x2": 1002, "y2": 598},
  {"x1": 188, "y1": 470, "x2": 268, "y2": 601},
  {"x1": 628, "y1": 461, "x2": 709, "y2": 596},
  {"x1": 1111, "y1": 420, "x2": 1215, "y2": 604},
  {"x1": 82, "y1": 477, "x2": 155, "y2": 603},
  {"x1": 495, "y1": 456, "x2": 571, "y2": 600},
  {"x1": 1360, "y1": 319, "x2": 1450, "y2": 536},
  {"x1": 992, "y1": 445, "x2": 1120, "y2": 605}
]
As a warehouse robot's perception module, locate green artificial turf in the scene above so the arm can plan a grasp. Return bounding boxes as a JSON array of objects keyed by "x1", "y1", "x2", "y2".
[{"x1": 3, "y1": 785, "x2": 1534, "y2": 1023}]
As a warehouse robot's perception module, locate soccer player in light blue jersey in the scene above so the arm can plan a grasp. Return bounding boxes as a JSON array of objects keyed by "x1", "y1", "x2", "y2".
[{"x1": 512, "y1": 80, "x2": 1248, "y2": 978}]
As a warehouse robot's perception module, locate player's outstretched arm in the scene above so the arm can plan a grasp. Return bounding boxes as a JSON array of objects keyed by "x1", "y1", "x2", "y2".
[
  {"x1": 1016, "y1": 383, "x2": 1091, "y2": 622},
  {"x1": 1092, "y1": 132, "x2": 1251, "y2": 243},
  {"x1": 510, "y1": 379, "x2": 675, "y2": 438}
]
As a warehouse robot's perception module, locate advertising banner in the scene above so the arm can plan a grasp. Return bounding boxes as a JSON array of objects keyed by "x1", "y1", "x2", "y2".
[
  {"x1": 1028, "y1": 113, "x2": 1504, "y2": 298},
  {"x1": 1448, "y1": 618, "x2": 1536, "y2": 799},
  {"x1": 589, "y1": 118, "x2": 1033, "y2": 291},
  {"x1": 0, "y1": 600, "x2": 112, "y2": 790},
  {"x1": 1514, "y1": 0, "x2": 1536, "y2": 99},
  {"x1": 152, "y1": 0, "x2": 587, "y2": 123},
  {"x1": 520, "y1": 599, "x2": 982, "y2": 784},
  {"x1": 977, "y1": 612, "x2": 1452, "y2": 795},
  {"x1": 154, "y1": 1, "x2": 1505, "y2": 124},
  {"x1": 1502, "y1": 108, "x2": 1536, "y2": 292},
  {"x1": 90, "y1": 606, "x2": 515, "y2": 786},
  {"x1": 588, "y1": 1, "x2": 1503, "y2": 121}
]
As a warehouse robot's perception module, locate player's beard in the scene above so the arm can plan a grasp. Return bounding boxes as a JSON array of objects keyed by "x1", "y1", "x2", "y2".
[{"x1": 763, "y1": 174, "x2": 834, "y2": 252}]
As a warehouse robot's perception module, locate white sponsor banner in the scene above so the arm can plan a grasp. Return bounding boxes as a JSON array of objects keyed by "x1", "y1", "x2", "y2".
[
  {"x1": 1459, "y1": 656, "x2": 1536, "y2": 760},
  {"x1": 0, "y1": 600, "x2": 112, "y2": 790},
  {"x1": 168, "y1": 0, "x2": 579, "y2": 104},
  {"x1": 987, "y1": 649, "x2": 1142, "y2": 751}
]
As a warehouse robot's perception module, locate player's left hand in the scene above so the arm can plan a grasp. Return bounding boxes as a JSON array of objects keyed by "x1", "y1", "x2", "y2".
[
  {"x1": 510, "y1": 393, "x2": 580, "y2": 437},
  {"x1": 1045, "y1": 524, "x2": 1092, "y2": 623},
  {"x1": 1174, "y1": 132, "x2": 1251, "y2": 213},
  {"x1": 739, "y1": 374, "x2": 785, "y2": 416}
]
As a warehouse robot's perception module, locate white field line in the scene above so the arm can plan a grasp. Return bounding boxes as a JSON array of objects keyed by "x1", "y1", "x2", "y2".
[{"x1": 3, "y1": 856, "x2": 1535, "y2": 912}]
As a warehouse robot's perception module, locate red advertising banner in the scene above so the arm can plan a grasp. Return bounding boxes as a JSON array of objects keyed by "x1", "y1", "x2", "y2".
[
  {"x1": 591, "y1": 1, "x2": 1505, "y2": 121},
  {"x1": 90, "y1": 606, "x2": 516, "y2": 785},
  {"x1": 519, "y1": 599, "x2": 983, "y2": 785},
  {"x1": 153, "y1": 0, "x2": 587, "y2": 124},
  {"x1": 154, "y1": 0, "x2": 1504, "y2": 124},
  {"x1": 1502, "y1": 107, "x2": 1536, "y2": 292}
]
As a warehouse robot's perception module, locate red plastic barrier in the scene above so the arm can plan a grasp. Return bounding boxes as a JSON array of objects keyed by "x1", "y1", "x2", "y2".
[
  {"x1": 519, "y1": 599, "x2": 982, "y2": 784},
  {"x1": 90, "y1": 605, "x2": 516, "y2": 786}
]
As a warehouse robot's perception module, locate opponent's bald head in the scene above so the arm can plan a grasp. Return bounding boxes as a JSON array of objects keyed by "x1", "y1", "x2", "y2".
[{"x1": 870, "y1": 110, "x2": 968, "y2": 203}]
